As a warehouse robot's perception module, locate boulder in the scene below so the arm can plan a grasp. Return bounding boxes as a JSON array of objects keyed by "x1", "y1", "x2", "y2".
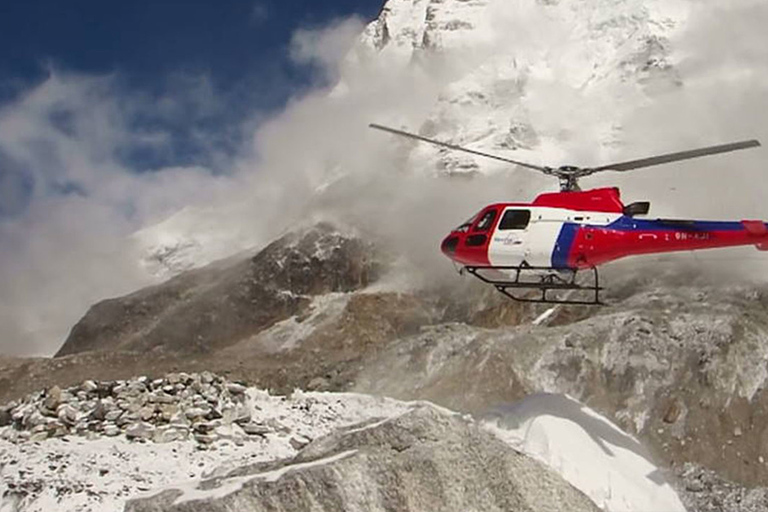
[
  {"x1": 225, "y1": 383, "x2": 246, "y2": 395},
  {"x1": 125, "y1": 422, "x2": 155, "y2": 441},
  {"x1": 43, "y1": 386, "x2": 62, "y2": 411}
]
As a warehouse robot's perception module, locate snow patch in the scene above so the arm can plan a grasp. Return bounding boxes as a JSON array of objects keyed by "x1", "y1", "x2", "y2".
[
  {"x1": 255, "y1": 293, "x2": 351, "y2": 351},
  {"x1": 533, "y1": 307, "x2": 557, "y2": 326},
  {"x1": 484, "y1": 393, "x2": 686, "y2": 512}
]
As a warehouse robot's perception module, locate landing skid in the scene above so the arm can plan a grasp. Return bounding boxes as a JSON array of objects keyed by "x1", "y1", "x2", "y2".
[{"x1": 464, "y1": 264, "x2": 603, "y2": 305}]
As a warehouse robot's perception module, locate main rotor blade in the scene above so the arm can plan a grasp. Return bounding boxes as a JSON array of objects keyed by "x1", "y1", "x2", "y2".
[
  {"x1": 592, "y1": 139, "x2": 761, "y2": 173},
  {"x1": 369, "y1": 123, "x2": 550, "y2": 172}
]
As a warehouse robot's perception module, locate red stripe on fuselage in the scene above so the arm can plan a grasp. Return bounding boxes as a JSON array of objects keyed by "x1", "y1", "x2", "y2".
[{"x1": 566, "y1": 224, "x2": 768, "y2": 268}]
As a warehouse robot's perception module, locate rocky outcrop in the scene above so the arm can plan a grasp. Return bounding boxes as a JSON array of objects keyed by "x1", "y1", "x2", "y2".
[
  {"x1": 56, "y1": 223, "x2": 381, "y2": 357},
  {"x1": 125, "y1": 406, "x2": 600, "y2": 512}
]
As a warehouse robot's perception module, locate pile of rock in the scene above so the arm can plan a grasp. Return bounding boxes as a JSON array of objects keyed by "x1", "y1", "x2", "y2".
[
  {"x1": 0, "y1": 372, "x2": 266, "y2": 446},
  {"x1": 677, "y1": 463, "x2": 768, "y2": 512}
]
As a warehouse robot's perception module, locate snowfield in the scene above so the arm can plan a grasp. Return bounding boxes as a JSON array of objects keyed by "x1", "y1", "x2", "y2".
[{"x1": 1, "y1": 388, "x2": 684, "y2": 512}]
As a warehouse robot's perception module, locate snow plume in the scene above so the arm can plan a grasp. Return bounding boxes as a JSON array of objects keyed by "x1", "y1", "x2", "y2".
[
  {"x1": 591, "y1": 0, "x2": 768, "y2": 278},
  {"x1": 1, "y1": 0, "x2": 767, "y2": 356},
  {"x1": 289, "y1": 17, "x2": 368, "y2": 81},
  {"x1": 597, "y1": 0, "x2": 768, "y2": 220}
]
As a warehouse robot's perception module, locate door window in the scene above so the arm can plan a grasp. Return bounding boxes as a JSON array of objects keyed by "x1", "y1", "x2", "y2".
[{"x1": 498, "y1": 209, "x2": 531, "y2": 230}]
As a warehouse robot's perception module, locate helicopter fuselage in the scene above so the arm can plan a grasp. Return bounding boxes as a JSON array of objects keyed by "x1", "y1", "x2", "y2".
[{"x1": 440, "y1": 187, "x2": 768, "y2": 270}]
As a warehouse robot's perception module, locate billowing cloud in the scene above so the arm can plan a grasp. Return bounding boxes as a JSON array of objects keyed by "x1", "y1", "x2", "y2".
[
  {"x1": 289, "y1": 17, "x2": 367, "y2": 81},
  {"x1": 0, "y1": 71, "x2": 244, "y2": 356}
]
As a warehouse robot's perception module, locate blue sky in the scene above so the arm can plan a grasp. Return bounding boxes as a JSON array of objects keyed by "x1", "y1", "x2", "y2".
[
  {"x1": 0, "y1": 0, "x2": 384, "y2": 175},
  {"x1": 0, "y1": 0, "x2": 383, "y2": 101}
]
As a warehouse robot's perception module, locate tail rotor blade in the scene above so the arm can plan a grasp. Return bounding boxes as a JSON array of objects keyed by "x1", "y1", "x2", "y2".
[
  {"x1": 369, "y1": 123, "x2": 550, "y2": 173},
  {"x1": 592, "y1": 139, "x2": 761, "y2": 173}
]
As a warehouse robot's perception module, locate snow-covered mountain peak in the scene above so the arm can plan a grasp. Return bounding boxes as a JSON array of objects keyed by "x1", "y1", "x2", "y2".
[{"x1": 356, "y1": 0, "x2": 691, "y2": 178}]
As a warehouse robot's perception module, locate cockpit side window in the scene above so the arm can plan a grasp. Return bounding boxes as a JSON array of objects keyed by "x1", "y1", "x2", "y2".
[
  {"x1": 473, "y1": 209, "x2": 498, "y2": 232},
  {"x1": 498, "y1": 209, "x2": 531, "y2": 230}
]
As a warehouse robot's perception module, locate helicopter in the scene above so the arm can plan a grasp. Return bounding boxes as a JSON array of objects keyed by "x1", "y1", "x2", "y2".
[{"x1": 370, "y1": 123, "x2": 763, "y2": 305}]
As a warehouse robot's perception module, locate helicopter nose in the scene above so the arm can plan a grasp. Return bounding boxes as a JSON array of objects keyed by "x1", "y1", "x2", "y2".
[{"x1": 441, "y1": 234, "x2": 460, "y2": 257}]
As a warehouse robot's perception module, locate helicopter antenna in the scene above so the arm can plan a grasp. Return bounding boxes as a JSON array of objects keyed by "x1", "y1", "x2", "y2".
[{"x1": 369, "y1": 123, "x2": 761, "y2": 192}]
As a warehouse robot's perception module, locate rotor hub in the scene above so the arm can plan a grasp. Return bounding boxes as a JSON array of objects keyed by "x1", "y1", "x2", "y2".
[{"x1": 545, "y1": 166, "x2": 592, "y2": 192}]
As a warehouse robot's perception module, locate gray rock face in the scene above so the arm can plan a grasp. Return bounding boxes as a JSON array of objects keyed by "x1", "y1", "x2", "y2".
[
  {"x1": 125, "y1": 406, "x2": 600, "y2": 512},
  {"x1": 250, "y1": 223, "x2": 379, "y2": 296},
  {"x1": 56, "y1": 223, "x2": 381, "y2": 357}
]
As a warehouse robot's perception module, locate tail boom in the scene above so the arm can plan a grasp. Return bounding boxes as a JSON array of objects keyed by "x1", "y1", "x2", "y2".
[{"x1": 562, "y1": 218, "x2": 768, "y2": 267}]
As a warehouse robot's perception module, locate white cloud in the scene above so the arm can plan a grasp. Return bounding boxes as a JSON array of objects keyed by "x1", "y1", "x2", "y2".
[
  {"x1": 0, "y1": 70, "x2": 244, "y2": 356},
  {"x1": 289, "y1": 17, "x2": 367, "y2": 77}
]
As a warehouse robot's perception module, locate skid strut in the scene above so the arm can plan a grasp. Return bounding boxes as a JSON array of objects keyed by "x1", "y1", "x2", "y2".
[{"x1": 464, "y1": 264, "x2": 603, "y2": 305}]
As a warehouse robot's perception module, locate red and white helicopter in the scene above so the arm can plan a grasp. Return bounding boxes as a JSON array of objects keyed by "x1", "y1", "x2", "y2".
[{"x1": 371, "y1": 123, "x2": 763, "y2": 305}]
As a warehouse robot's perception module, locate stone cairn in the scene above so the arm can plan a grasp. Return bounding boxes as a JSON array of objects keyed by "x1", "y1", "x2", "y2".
[{"x1": 0, "y1": 372, "x2": 271, "y2": 446}]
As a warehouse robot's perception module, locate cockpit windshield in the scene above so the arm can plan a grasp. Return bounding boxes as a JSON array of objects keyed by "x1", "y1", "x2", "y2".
[{"x1": 455, "y1": 211, "x2": 481, "y2": 233}]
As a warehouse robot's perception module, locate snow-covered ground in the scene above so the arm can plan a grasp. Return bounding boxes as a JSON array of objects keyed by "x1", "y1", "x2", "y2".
[
  {"x1": 1, "y1": 388, "x2": 684, "y2": 512},
  {"x1": 0, "y1": 390, "x2": 412, "y2": 512},
  {"x1": 484, "y1": 393, "x2": 686, "y2": 512}
]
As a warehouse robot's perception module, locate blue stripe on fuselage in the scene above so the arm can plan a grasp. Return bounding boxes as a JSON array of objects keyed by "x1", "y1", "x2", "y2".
[
  {"x1": 607, "y1": 217, "x2": 746, "y2": 232},
  {"x1": 551, "y1": 223, "x2": 579, "y2": 268},
  {"x1": 549, "y1": 217, "x2": 754, "y2": 269}
]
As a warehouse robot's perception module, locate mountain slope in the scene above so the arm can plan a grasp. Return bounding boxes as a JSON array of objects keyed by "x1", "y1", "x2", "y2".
[{"x1": 56, "y1": 224, "x2": 381, "y2": 357}]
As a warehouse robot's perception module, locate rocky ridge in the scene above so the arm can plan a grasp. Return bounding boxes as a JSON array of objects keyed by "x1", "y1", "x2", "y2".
[
  {"x1": 353, "y1": 270, "x2": 768, "y2": 487},
  {"x1": 56, "y1": 223, "x2": 381, "y2": 357},
  {"x1": 1, "y1": 376, "x2": 624, "y2": 512},
  {"x1": 125, "y1": 406, "x2": 600, "y2": 512}
]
